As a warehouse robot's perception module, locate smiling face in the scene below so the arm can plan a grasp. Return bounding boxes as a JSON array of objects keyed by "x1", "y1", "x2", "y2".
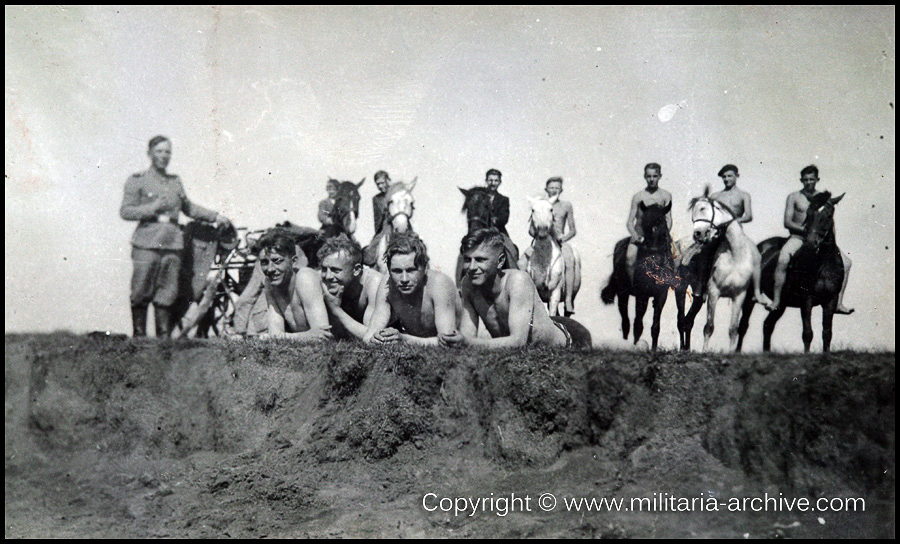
[
  {"x1": 486, "y1": 172, "x2": 502, "y2": 193},
  {"x1": 259, "y1": 248, "x2": 295, "y2": 288},
  {"x1": 388, "y1": 252, "x2": 426, "y2": 295},
  {"x1": 319, "y1": 250, "x2": 360, "y2": 295},
  {"x1": 545, "y1": 180, "x2": 562, "y2": 198},
  {"x1": 800, "y1": 171, "x2": 819, "y2": 193},
  {"x1": 148, "y1": 139, "x2": 172, "y2": 170},
  {"x1": 720, "y1": 170, "x2": 738, "y2": 189},
  {"x1": 462, "y1": 242, "x2": 505, "y2": 287}
]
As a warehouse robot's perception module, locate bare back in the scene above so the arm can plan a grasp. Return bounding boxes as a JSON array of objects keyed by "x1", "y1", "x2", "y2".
[{"x1": 386, "y1": 270, "x2": 461, "y2": 337}]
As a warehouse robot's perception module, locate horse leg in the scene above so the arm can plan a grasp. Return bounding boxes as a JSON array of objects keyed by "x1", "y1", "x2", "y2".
[
  {"x1": 548, "y1": 285, "x2": 562, "y2": 317},
  {"x1": 617, "y1": 294, "x2": 630, "y2": 340},
  {"x1": 651, "y1": 290, "x2": 667, "y2": 351},
  {"x1": 762, "y1": 306, "x2": 786, "y2": 352},
  {"x1": 675, "y1": 288, "x2": 687, "y2": 350},
  {"x1": 728, "y1": 291, "x2": 747, "y2": 352},
  {"x1": 703, "y1": 285, "x2": 720, "y2": 351},
  {"x1": 633, "y1": 296, "x2": 649, "y2": 344},
  {"x1": 562, "y1": 244, "x2": 575, "y2": 314},
  {"x1": 822, "y1": 298, "x2": 837, "y2": 352},
  {"x1": 685, "y1": 294, "x2": 705, "y2": 351},
  {"x1": 800, "y1": 300, "x2": 814, "y2": 353},
  {"x1": 736, "y1": 292, "x2": 755, "y2": 352}
]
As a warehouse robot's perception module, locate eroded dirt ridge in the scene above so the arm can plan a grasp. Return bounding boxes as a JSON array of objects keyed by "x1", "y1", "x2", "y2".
[{"x1": 5, "y1": 334, "x2": 895, "y2": 537}]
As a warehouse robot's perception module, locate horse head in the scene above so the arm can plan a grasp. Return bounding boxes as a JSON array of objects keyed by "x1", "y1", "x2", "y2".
[
  {"x1": 459, "y1": 186, "x2": 493, "y2": 233},
  {"x1": 804, "y1": 192, "x2": 843, "y2": 251},
  {"x1": 330, "y1": 178, "x2": 364, "y2": 235},
  {"x1": 384, "y1": 177, "x2": 416, "y2": 234},
  {"x1": 639, "y1": 201, "x2": 672, "y2": 251},
  {"x1": 688, "y1": 196, "x2": 736, "y2": 245},
  {"x1": 527, "y1": 196, "x2": 555, "y2": 239}
]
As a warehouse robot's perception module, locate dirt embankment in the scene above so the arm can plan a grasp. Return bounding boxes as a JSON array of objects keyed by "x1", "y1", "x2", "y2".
[{"x1": 5, "y1": 334, "x2": 895, "y2": 538}]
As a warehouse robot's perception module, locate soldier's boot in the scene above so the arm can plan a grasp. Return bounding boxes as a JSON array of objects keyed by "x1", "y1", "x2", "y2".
[
  {"x1": 154, "y1": 305, "x2": 173, "y2": 338},
  {"x1": 131, "y1": 304, "x2": 148, "y2": 337}
]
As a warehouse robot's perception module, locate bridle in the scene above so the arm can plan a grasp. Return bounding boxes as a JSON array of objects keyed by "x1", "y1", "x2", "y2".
[{"x1": 691, "y1": 197, "x2": 736, "y2": 235}]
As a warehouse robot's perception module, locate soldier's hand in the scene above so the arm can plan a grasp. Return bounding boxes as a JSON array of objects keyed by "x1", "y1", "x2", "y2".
[{"x1": 631, "y1": 235, "x2": 644, "y2": 245}]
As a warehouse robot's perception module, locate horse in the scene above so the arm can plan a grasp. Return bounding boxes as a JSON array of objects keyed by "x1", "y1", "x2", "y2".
[
  {"x1": 523, "y1": 196, "x2": 581, "y2": 316},
  {"x1": 364, "y1": 178, "x2": 416, "y2": 272},
  {"x1": 455, "y1": 186, "x2": 518, "y2": 284},
  {"x1": 736, "y1": 192, "x2": 846, "y2": 353},
  {"x1": 675, "y1": 192, "x2": 765, "y2": 351},
  {"x1": 600, "y1": 202, "x2": 678, "y2": 350}
]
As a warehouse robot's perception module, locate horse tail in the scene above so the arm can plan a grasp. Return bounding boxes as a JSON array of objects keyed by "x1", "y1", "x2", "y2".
[{"x1": 600, "y1": 276, "x2": 618, "y2": 305}]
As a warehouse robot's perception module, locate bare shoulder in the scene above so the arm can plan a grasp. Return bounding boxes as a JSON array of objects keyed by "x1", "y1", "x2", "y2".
[
  {"x1": 505, "y1": 269, "x2": 536, "y2": 295},
  {"x1": 426, "y1": 270, "x2": 457, "y2": 294},
  {"x1": 361, "y1": 266, "x2": 384, "y2": 288},
  {"x1": 294, "y1": 268, "x2": 323, "y2": 291},
  {"x1": 659, "y1": 188, "x2": 673, "y2": 201}
]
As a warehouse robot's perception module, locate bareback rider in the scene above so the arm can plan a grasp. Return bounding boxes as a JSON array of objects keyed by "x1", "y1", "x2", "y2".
[
  {"x1": 526, "y1": 177, "x2": 578, "y2": 314},
  {"x1": 625, "y1": 163, "x2": 672, "y2": 284},
  {"x1": 766, "y1": 164, "x2": 853, "y2": 313}
]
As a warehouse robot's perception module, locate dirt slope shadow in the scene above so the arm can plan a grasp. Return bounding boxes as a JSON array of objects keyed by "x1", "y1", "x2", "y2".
[{"x1": 5, "y1": 334, "x2": 895, "y2": 537}]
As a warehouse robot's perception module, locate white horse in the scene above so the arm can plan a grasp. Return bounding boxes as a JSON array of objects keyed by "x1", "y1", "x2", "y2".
[
  {"x1": 367, "y1": 178, "x2": 416, "y2": 273},
  {"x1": 687, "y1": 195, "x2": 765, "y2": 351},
  {"x1": 523, "y1": 196, "x2": 581, "y2": 316}
]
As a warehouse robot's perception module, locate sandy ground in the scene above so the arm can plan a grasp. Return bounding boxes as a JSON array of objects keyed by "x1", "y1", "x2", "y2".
[{"x1": 5, "y1": 334, "x2": 895, "y2": 538}]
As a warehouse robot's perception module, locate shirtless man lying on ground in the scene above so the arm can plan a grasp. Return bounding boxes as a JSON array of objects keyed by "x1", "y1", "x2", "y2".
[
  {"x1": 256, "y1": 228, "x2": 333, "y2": 341},
  {"x1": 362, "y1": 232, "x2": 462, "y2": 346},
  {"x1": 317, "y1": 235, "x2": 384, "y2": 339},
  {"x1": 440, "y1": 227, "x2": 592, "y2": 349}
]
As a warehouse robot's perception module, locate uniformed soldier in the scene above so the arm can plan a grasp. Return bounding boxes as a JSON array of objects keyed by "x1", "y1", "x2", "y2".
[
  {"x1": 372, "y1": 170, "x2": 391, "y2": 236},
  {"x1": 120, "y1": 135, "x2": 232, "y2": 337}
]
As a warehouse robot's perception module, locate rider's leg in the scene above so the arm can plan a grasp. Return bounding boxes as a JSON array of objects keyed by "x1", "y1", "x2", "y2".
[
  {"x1": 767, "y1": 237, "x2": 801, "y2": 311},
  {"x1": 751, "y1": 248, "x2": 772, "y2": 306},
  {"x1": 836, "y1": 251, "x2": 854, "y2": 314},
  {"x1": 625, "y1": 242, "x2": 638, "y2": 285},
  {"x1": 561, "y1": 243, "x2": 575, "y2": 313}
]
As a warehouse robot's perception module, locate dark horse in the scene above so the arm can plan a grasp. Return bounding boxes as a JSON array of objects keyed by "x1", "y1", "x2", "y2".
[
  {"x1": 279, "y1": 178, "x2": 363, "y2": 268},
  {"x1": 736, "y1": 192, "x2": 845, "y2": 352},
  {"x1": 601, "y1": 202, "x2": 678, "y2": 350},
  {"x1": 455, "y1": 186, "x2": 518, "y2": 284}
]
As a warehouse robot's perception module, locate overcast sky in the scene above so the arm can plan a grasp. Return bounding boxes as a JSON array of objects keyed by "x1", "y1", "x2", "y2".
[{"x1": 5, "y1": 6, "x2": 895, "y2": 350}]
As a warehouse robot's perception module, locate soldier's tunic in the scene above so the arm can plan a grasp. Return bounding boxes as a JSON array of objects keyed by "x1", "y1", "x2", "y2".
[{"x1": 120, "y1": 169, "x2": 218, "y2": 307}]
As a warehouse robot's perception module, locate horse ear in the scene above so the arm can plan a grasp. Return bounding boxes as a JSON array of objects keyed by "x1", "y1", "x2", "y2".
[
  {"x1": 662, "y1": 201, "x2": 672, "y2": 213},
  {"x1": 703, "y1": 185, "x2": 710, "y2": 197},
  {"x1": 526, "y1": 195, "x2": 538, "y2": 207},
  {"x1": 459, "y1": 187, "x2": 469, "y2": 196},
  {"x1": 830, "y1": 193, "x2": 845, "y2": 206},
  {"x1": 357, "y1": 178, "x2": 365, "y2": 188},
  {"x1": 639, "y1": 201, "x2": 647, "y2": 211},
  {"x1": 407, "y1": 177, "x2": 417, "y2": 192}
]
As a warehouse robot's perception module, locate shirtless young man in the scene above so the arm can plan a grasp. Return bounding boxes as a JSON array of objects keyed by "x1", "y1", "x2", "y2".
[
  {"x1": 362, "y1": 233, "x2": 462, "y2": 346},
  {"x1": 256, "y1": 228, "x2": 333, "y2": 341},
  {"x1": 625, "y1": 163, "x2": 673, "y2": 283},
  {"x1": 440, "y1": 228, "x2": 592, "y2": 349},
  {"x1": 767, "y1": 165, "x2": 854, "y2": 313},
  {"x1": 317, "y1": 235, "x2": 384, "y2": 340},
  {"x1": 708, "y1": 164, "x2": 770, "y2": 305},
  {"x1": 525, "y1": 177, "x2": 578, "y2": 314}
]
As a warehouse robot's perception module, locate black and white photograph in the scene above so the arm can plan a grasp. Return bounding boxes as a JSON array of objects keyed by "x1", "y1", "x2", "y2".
[{"x1": 5, "y1": 5, "x2": 894, "y2": 538}]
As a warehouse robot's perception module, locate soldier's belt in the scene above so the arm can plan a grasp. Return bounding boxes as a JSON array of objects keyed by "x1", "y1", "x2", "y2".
[{"x1": 151, "y1": 214, "x2": 178, "y2": 225}]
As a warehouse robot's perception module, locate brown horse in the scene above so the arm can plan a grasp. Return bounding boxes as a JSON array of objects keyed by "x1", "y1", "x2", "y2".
[
  {"x1": 455, "y1": 187, "x2": 518, "y2": 284},
  {"x1": 601, "y1": 202, "x2": 678, "y2": 350},
  {"x1": 736, "y1": 192, "x2": 846, "y2": 352}
]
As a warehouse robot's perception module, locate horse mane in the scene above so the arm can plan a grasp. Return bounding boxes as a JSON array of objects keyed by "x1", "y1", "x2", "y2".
[{"x1": 460, "y1": 186, "x2": 492, "y2": 212}]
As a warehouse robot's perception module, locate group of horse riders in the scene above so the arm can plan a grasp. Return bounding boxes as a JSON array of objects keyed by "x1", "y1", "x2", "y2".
[{"x1": 122, "y1": 135, "x2": 852, "y2": 350}]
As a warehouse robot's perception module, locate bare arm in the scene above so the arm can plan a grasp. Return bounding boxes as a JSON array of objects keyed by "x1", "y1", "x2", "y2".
[
  {"x1": 737, "y1": 192, "x2": 753, "y2": 223},
  {"x1": 665, "y1": 194, "x2": 673, "y2": 231},
  {"x1": 626, "y1": 194, "x2": 641, "y2": 241},
  {"x1": 317, "y1": 200, "x2": 333, "y2": 225},
  {"x1": 322, "y1": 282, "x2": 371, "y2": 340},
  {"x1": 783, "y1": 194, "x2": 805, "y2": 235},
  {"x1": 561, "y1": 202, "x2": 576, "y2": 243},
  {"x1": 264, "y1": 288, "x2": 287, "y2": 337},
  {"x1": 362, "y1": 277, "x2": 393, "y2": 343}
]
